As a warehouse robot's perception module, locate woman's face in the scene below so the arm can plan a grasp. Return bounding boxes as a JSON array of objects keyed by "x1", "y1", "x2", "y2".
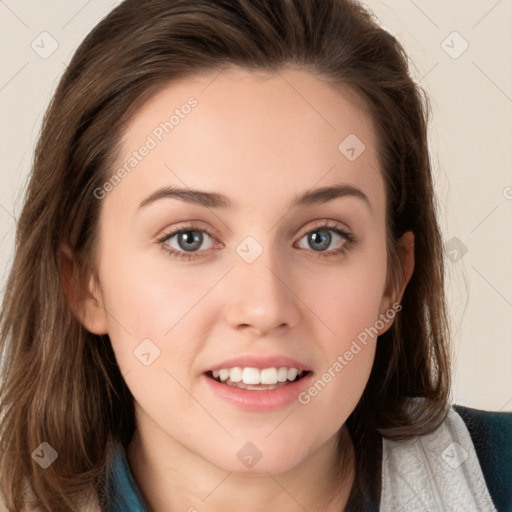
[{"x1": 86, "y1": 67, "x2": 407, "y2": 474}]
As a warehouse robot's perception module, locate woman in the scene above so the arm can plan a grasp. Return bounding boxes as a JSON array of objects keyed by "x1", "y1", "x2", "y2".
[{"x1": 0, "y1": 0, "x2": 510, "y2": 510}]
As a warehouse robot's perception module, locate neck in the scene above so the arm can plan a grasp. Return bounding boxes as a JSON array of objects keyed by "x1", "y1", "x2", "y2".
[{"x1": 126, "y1": 422, "x2": 356, "y2": 512}]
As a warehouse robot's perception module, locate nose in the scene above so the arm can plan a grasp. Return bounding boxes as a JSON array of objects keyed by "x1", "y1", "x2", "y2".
[{"x1": 223, "y1": 246, "x2": 301, "y2": 336}]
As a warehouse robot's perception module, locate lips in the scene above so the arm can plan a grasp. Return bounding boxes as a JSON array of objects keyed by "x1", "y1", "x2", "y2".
[
  {"x1": 202, "y1": 355, "x2": 313, "y2": 410},
  {"x1": 201, "y1": 371, "x2": 315, "y2": 413}
]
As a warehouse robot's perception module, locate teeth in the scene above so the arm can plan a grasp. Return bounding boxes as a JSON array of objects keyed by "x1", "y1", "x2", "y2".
[
  {"x1": 260, "y1": 368, "x2": 277, "y2": 385},
  {"x1": 211, "y1": 367, "x2": 305, "y2": 385},
  {"x1": 230, "y1": 367, "x2": 243, "y2": 382},
  {"x1": 242, "y1": 367, "x2": 260, "y2": 385},
  {"x1": 277, "y1": 367, "x2": 288, "y2": 382}
]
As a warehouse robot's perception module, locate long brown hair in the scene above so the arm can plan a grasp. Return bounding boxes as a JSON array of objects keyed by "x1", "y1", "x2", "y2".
[{"x1": 0, "y1": 0, "x2": 451, "y2": 509}]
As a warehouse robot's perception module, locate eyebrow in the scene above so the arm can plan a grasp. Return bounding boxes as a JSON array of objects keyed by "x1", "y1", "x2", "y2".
[{"x1": 138, "y1": 183, "x2": 372, "y2": 211}]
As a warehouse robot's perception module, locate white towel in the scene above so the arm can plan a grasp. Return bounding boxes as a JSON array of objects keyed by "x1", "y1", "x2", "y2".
[{"x1": 381, "y1": 406, "x2": 496, "y2": 511}]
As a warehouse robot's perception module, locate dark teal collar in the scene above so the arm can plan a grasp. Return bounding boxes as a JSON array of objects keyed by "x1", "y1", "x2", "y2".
[{"x1": 106, "y1": 442, "x2": 148, "y2": 511}]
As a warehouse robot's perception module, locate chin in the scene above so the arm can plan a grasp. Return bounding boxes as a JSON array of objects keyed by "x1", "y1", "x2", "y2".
[{"x1": 201, "y1": 437, "x2": 316, "y2": 476}]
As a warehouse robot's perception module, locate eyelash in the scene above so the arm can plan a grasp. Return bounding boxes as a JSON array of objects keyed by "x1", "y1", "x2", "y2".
[{"x1": 157, "y1": 222, "x2": 356, "y2": 261}]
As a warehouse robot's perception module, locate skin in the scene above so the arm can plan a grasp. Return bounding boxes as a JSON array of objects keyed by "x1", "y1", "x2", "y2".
[{"x1": 69, "y1": 66, "x2": 414, "y2": 511}]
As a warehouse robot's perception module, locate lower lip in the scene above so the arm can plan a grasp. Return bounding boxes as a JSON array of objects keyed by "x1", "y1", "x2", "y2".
[{"x1": 201, "y1": 373, "x2": 314, "y2": 412}]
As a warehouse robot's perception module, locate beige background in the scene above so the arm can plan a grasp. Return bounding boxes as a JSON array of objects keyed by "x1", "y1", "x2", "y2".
[{"x1": 0, "y1": 1, "x2": 511, "y2": 411}]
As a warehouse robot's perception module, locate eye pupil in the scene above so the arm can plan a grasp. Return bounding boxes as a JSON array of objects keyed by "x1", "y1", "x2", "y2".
[
  {"x1": 178, "y1": 231, "x2": 203, "y2": 251},
  {"x1": 309, "y1": 230, "x2": 331, "y2": 251}
]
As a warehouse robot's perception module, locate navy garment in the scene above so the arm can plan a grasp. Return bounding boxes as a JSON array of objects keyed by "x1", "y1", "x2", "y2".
[
  {"x1": 105, "y1": 405, "x2": 512, "y2": 511},
  {"x1": 453, "y1": 406, "x2": 512, "y2": 512}
]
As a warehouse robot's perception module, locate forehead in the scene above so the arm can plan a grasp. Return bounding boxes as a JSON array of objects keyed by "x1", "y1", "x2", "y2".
[{"x1": 111, "y1": 66, "x2": 384, "y2": 214}]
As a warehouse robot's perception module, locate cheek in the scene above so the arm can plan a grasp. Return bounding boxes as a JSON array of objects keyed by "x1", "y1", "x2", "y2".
[
  {"x1": 99, "y1": 262, "x2": 208, "y2": 418},
  {"x1": 99, "y1": 245, "x2": 221, "y2": 332},
  {"x1": 296, "y1": 267, "x2": 385, "y2": 422},
  {"x1": 96, "y1": 244, "x2": 231, "y2": 387},
  {"x1": 304, "y1": 249, "x2": 388, "y2": 341},
  {"x1": 297, "y1": 340, "x2": 377, "y2": 439}
]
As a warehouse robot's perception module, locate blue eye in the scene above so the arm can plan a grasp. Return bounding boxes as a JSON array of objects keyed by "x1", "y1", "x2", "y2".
[
  {"x1": 173, "y1": 231, "x2": 210, "y2": 252},
  {"x1": 158, "y1": 223, "x2": 354, "y2": 261},
  {"x1": 159, "y1": 228, "x2": 217, "y2": 259},
  {"x1": 299, "y1": 226, "x2": 354, "y2": 258},
  {"x1": 296, "y1": 228, "x2": 346, "y2": 251}
]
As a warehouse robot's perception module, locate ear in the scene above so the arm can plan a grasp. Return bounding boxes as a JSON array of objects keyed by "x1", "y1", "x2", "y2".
[
  {"x1": 377, "y1": 231, "x2": 415, "y2": 335},
  {"x1": 59, "y1": 243, "x2": 109, "y2": 335}
]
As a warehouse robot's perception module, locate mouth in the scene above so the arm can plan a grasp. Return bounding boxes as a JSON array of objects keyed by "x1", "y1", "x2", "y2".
[
  {"x1": 202, "y1": 361, "x2": 315, "y2": 411},
  {"x1": 205, "y1": 367, "x2": 311, "y2": 391}
]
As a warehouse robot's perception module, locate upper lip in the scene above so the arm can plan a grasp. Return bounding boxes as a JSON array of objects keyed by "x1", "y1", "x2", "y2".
[{"x1": 204, "y1": 355, "x2": 312, "y2": 373}]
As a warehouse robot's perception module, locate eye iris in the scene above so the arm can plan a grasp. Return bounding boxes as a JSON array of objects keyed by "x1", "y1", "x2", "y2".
[
  {"x1": 309, "y1": 230, "x2": 331, "y2": 251},
  {"x1": 178, "y1": 231, "x2": 203, "y2": 251}
]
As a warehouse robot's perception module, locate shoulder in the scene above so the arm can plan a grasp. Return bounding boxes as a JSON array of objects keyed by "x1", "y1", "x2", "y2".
[
  {"x1": 380, "y1": 401, "x2": 510, "y2": 511},
  {"x1": 453, "y1": 404, "x2": 512, "y2": 512}
]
